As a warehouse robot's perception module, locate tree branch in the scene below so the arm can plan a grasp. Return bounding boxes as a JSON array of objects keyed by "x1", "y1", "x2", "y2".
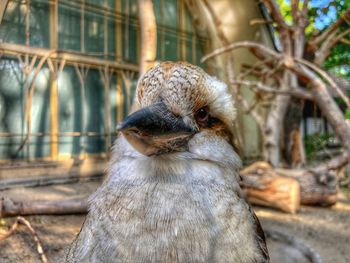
[
  {"x1": 312, "y1": 152, "x2": 350, "y2": 173},
  {"x1": 315, "y1": 28, "x2": 350, "y2": 65},
  {"x1": 262, "y1": 0, "x2": 292, "y2": 53},
  {"x1": 340, "y1": 37, "x2": 350, "y2": 45},
  {"x1": 201, "y1": 41, "x2": 282, "y2": 63},
  {"x1": 202, "y1": 0, "x2": 230, "y2": 45},
  {"x1": 202, "y1": 40, "x2": 350, "y2": 170},
  {"x1": 301, "y1": 0, "x2": 309, "y2": 18},
  {"x1": 263, "y1": 0, "x2": 289, "y2": 29},
  {"x1": 295, "y1": 57, "x2": 350, "y2": 108},
  {"x1": 231, "y1": 80, "x2": 313, "y2": 100},
  {"x1": 225, "y1": 61, "x2": 265, "y2": 131},
  {"x1": 291, "y1": 0, "x2": 300, "y2": 24},
  {"x1": 309, "y1": 8, "x2": 350, "y2": 48},
  {"x1": 0, "y1": 216, "x2": 48, "y2": 263}
]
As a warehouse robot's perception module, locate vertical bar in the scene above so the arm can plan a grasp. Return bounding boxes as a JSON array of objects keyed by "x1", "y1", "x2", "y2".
[
  {"x1": 104, "y1": 8, "x2": 108, "y2": 59},
  {"x1": 102, "y1": 67, "x2": 112, "y2": 151},
  {"x1": 25, "y1": 0, "x2": 31, "y2": 160},
  {"x1": 160, "y1": 0, "x2": 165, "y2": 60},
  {"x1": 180, "y1": 0, "x2": 186, "y2": 60},
  {"x1": 125, "y1": 0, "x2": 130, "y2": 60},
  {"x1": 136, "y1": 25, "x2": 140, "y2": 64},
  {"x1": 117, "y1": 72, "x2": 124, "y2": 122},
  {"x1": 80, "y1": 70, "x2": 87, "y2": 157},
  {"x1": 81, "y1": 0, "x2": 85, "y2": 52},
  {"x1": 25, "y1": 0, "x2": 30, "y2": 47},
  {"x1": 192, "y1": 34, "x2": 196, "y2": 64},
  {"x1": 50, "y1": 0, "x2": 58, "y2": 49},
  {"x1": 50, "y1": 0, "x2": 59, "y2": 160},
  {"x1": 176, "y1": 0, "x2": 180, "y2": 59},
  {"x1": 115, "y1": 0, "x2": 122, "y2": 63},
  {"x1": 115, "y1": 0, "x2": 122, "y2": 124},
  {"x1": 50, "y1": 76, "x2": 59, "y2": 160}
]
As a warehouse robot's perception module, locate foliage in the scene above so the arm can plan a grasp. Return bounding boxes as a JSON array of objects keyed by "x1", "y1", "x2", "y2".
[
  {"x1": 312, "y1": 0, "x2": 350, "y2": 79},
  {"x1": 304, "y1": 132, "x2": 335, "y2": 160},
  {"x1": 345, "y1": 108, "x2": 350, "y2": 119},
  {"x1": 276, "y1": 0, "x2": 350, "y2": 79}
]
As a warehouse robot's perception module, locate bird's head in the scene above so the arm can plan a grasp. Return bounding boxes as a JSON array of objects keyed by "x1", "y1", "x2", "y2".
[{"x1": 117, "y1": 61, "x2": 237, "y2": 158}]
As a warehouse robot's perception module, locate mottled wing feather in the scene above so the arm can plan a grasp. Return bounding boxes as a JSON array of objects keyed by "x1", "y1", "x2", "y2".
[{"x1": 251, "y1": 208, "x2": 270, "y2": 263}]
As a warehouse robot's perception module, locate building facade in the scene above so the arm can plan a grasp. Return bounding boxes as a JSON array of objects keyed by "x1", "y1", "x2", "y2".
[{"x1": 0, "y1": 0, "x2": 207, "y2": 186}]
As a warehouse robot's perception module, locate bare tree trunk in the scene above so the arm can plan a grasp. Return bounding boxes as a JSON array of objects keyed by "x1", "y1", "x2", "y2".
[
  {"x1": 283, "y1": 98, "x2": 306, "y2": 167},
  {"x1": 138, "y1": 0, "x2": 157, "y2": 76},
  {"x1": 263, "y1": 73, "x2": 291, "y2": 166},
  {"x1": 134, "y1": 0, "x2": 157, "y2": 109}
]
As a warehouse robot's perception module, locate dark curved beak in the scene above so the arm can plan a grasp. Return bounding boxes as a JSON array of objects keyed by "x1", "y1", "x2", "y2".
[{"x1": 117, "y1": 101, "x2": 195, "y2": 156}]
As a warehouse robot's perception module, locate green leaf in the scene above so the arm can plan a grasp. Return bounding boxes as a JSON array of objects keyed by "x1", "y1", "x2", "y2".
[{"x1": 345, "y1": 109, "x2": 350, "y2": 120}]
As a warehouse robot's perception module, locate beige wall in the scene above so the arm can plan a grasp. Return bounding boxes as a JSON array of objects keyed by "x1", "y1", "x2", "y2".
[{"x1": 186, "y1": 0, "x2": 274, "y2": 160}]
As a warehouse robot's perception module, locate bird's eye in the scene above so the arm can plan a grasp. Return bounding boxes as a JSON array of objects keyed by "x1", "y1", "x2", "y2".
[{"x1": 195, "y1": 107, "x2": 209, "y2": 125}]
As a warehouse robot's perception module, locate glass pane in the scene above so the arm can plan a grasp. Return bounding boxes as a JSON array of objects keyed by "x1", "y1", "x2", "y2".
[
  {"x1": 164, "y1": 32, "x2": 178, "y2": 61},
  {"x1": 58, "y1": 4, "x2": 81, "y2": 51},
  {"x1": 162, "y1": 0, "x2": 177, "y2": 27},
  {"x1": 86, "y1": 0, "x2": 115, "y2": 11},
  {"x1": 84, "y1": 69, "x2": 105, "y2": 153},
  {"x1": 122, "y1": 23, "x2": 138, "y2": 63},
  {"x1": 30, "y1": 0, "x2": 50, "y2": 48},
  {"x1": 196, "y1": 38, "x2": 207, "y2": 69},
  {"x1": 58, "y1": 66, "x2": 83, "y2": 156},
  {"x1": 0, "y1": 1, "x2": 26, "y2": 44},
  {"x1": 156, "y1": 30, "x2": 163, "y2": 60},
  {"x1": 85, "y1": 11, "x2": 104, "y2": 54},
  {"x1": 185, "y1": 36, "x2": 193, "y2": 63},
  {"x1": 123, "y1": 0, "x2": 138, "y2": 17},
  {"x1": 184, "y1": 6, "x2": 193, "y2": 33},
  {"x1": 28, "y1": 65, "x2": 51, "y2": 158},
  {"x1": 108, "y1": 17, "x2": 116, "y2": 60},
  {"x1": 0, "y1": 58, "x2": 25, "y2": 159}
]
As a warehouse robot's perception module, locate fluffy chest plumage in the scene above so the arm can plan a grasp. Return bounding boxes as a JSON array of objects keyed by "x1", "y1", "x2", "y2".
[{"x1": 83, "y1": 157, "x2": 260, "y2": 263}]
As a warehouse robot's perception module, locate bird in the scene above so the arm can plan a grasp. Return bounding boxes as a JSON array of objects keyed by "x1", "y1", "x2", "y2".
[{"x1": 65, "y1": 61, "x2": 269, "y2": 263}]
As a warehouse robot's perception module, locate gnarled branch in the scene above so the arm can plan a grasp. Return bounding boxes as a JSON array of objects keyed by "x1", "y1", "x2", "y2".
[{"x1": 231, "y1": 80, "x2": 313, "y2": 101}]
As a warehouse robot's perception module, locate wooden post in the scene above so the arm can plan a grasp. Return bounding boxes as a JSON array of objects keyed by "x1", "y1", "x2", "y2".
[
  {"x1": 117, "y1": 72, "x2": 124, "y2": 122},
  {"x1": 50, "y1": 0, "x2": 58, "y2": 49},
  {"x1": 50, "y1": 0, "x2": 59, "y2": 160},
  {"x1": 50, "y1": 77, "x2": 59, "y2": 160},
  {"x1": 179, "y1": 0, "x2": 186, "y2": 60},
  {"x1": 115, "y1": 0, "x2": 122, "y2": 63},
  {"x1": 160, "y1": 0, "x2": 165, "y2": 60},
  {"x1": 137, "y1": 0, "x2": 157, "y2": 76}
]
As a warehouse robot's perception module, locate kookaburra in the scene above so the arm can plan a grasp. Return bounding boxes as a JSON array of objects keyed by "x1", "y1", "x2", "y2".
[{"x1": 65, "y1": 61, "x2": 269, "y2": 262}]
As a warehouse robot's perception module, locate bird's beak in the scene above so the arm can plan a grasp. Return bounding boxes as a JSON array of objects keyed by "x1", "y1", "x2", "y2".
[{"x1": 117, "y1": 101, "x2": 196, "y2": 156}]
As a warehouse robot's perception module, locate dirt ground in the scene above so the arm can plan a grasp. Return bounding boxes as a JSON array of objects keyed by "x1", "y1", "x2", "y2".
[{"x1": 0, "y1": 182, "x2": 349, "y2": 263}]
